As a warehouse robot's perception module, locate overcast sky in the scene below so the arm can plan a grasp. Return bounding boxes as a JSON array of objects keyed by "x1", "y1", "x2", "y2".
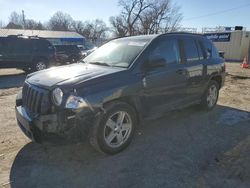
[{"x1": 1, "y1": 0, "x2": 250, "y2": 31}]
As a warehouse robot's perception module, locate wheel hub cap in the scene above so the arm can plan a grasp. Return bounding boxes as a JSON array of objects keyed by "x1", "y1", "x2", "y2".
[
  {"x1": 207, "y1": 85, "x2": 217, "y2": 107},
  {"x1": 104, "y1": 111, "x2": 132, "y2": 148}
]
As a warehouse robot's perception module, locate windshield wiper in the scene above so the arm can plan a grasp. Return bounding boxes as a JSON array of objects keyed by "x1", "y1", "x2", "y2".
[{"x1": 89, "y1": 62, "x2": 110, "y2": 67}]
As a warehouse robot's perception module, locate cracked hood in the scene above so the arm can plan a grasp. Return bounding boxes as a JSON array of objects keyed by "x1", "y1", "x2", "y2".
[{"x1": 27, "y1": 63, "x2": 123, "y2": 89}]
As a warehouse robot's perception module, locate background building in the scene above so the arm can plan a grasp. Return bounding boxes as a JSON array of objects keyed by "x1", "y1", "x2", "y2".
[
  {"x1": 180, "y1": 26, "x2": 250, "y2": 62},
  {"x1": 0, "y1": 29, "x2": 85, "y2": 46},
  {"x1": 204, "y1": 29, "x2": 250, "y2": 62}
]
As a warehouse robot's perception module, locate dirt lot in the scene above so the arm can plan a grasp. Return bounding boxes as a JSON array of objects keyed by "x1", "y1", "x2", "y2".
[{"x1": 0, "y1": 63, "x2": 250, "y2": 188}]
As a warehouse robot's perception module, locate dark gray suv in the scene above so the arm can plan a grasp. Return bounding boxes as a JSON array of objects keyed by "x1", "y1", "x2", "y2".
[
  {"x1": 15, "y1": 33, "x2": 225, "y2": 154},
  {"x1": 0, "y1": 35, "x2": 56, "y2": 72}
]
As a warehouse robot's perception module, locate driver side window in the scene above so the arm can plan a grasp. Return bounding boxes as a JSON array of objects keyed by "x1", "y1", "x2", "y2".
[{"x1": 149, "y1": 39, "x2": 180, "y2": 64}]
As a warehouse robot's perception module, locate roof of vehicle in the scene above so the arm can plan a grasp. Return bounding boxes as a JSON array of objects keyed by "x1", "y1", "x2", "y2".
[
  {"x1": 0, "y1": 29, "x2": 84, "y2": 39},
  {"x1": 113, "y1": 32, "x2": 206, "y2": 42}
]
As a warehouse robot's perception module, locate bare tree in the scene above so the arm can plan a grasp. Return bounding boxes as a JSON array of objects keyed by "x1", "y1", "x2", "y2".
[
  {"x1": 48, "y1": 11, "x2": 73, "y2": 31},
  {"x1": 9, "y1": 11, "x2": 23, "y2": 26},
  {"x1": 72, "y1": 20, "x2": 84, "y2": 34},
  {"x1": 6, "y1": 11, "x2": 24, "y2": 29},
  {"x1": 109, "y1": 16, "x2": 127, "y2": 37},
  {"x1": 25, "y1": 19, "x2": 45, "y2": 30},
  {"x1": 139, "y1": 0, "x2": 182, "y2": 34},
  {"x1": 73, "y1": 19, "x2": 108, "y2": 42},
  {"x1": 120, "y1": 0, "x2": 152, "y2": 36},
  {"x1": 110, "y1": 0, "x2": 182, "y2": 37},
  {"x1": 0, "y1": 20, "x2": 5, "y2": 28}
]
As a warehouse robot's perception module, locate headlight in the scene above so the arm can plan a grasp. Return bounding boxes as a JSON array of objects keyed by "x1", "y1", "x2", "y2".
[
  {"x1": 65, "y1": 95, "x2": 89, "y2": 110},
  {"x1": 52, "y1": 88, "x2": 63, "y2": 106}
]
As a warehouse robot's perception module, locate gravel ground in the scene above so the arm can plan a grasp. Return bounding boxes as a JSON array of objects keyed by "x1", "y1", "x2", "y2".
[{"x1": 0, "y1": 64, "x2": 250, "y2": 188}]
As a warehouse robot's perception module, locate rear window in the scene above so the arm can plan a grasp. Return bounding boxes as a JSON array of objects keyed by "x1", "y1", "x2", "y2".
[
  {"x1": 212, "y1": 45, "x2": 219, "y2": 58},
  {"x1": 10, "y1": 38, "x2": 32, "y2": 53},
  {"x1": 56, "y1": 45, "x2": 79, "y2": 52},
  {"x1": 183, "y1": 39, "x2": 199, "y2": 62}
]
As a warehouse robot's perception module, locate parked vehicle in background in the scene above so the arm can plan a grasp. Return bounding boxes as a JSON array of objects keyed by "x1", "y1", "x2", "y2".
[
  {"x1": 0, "y1": 35, "x2": 56, "y2": 72},
  {"x1": 79, "y1": 41, "x2": 97, "y2": 57},
  {"x1": 15, "y1": 33, "x2": 225, "y2": 154},
  {"x1": 55, "y1": 45, "x2": 82, "y2": 64}
]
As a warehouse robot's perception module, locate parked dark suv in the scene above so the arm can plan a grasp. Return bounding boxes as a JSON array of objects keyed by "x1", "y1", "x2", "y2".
[
  {"x1": 0, "y1": 35, "x2": 56, "y2": 72},
  {"x1": 55, "y1": 45, "x2": 82, "y2": 64},
  {"x1": 15, "y1": 33, "x2": 225, "y2": 154}
]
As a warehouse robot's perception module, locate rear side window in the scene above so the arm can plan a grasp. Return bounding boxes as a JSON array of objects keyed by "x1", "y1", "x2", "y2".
[
  {"x1": 196, "y1": 41, "x2": 204, "y2": 60},
  {"x1": 11, "y1": 39, "x2": 31, "y2": 53},
  {"x1": 149, "y1": 38, "x2": 180, "y2": 64},
  {"x1": 201, "y1": 39, "x2": 212, "y2": 59},
  {"x1": 183, "y1": 39, "x2": 199, "y2": 62},
  {"x1": 212, "y1": 45, "x2": 219, "y2": 58}
]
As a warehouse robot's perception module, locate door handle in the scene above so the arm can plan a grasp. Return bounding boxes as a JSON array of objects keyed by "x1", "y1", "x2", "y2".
[{"x1": 0, "y1": 54, "x2": 2, "y2": 57}]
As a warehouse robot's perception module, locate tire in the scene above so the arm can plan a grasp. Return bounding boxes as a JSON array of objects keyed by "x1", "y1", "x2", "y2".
[
  {"x1": 21, "y1": 68, "x2": 32, "y2": 74},
  {"x1": 89, "y1": 102, "x2": 137, "y2": 154},
  {"x1": 69, "y1": 56, "x2": 77, "y2": 64},
  {"x1": 200, "y1": 80, "x2": 219, "y2": 110},
  {"x1": 33, "y1": 59, "x2": 48, "y2": 71}
]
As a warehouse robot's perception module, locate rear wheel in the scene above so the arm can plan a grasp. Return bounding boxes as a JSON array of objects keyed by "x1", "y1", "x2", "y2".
[
  {"x1": 200, "y1": 80, "x2": 219, "y2": 110},
  {"x1": 90, "y1": 102, "x2": 137, "y2": 154}
]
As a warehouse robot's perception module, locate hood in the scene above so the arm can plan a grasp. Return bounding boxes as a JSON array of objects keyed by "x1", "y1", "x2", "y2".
[{"x1": 27, "y1": 63, "x2": 124, "y2": 89}]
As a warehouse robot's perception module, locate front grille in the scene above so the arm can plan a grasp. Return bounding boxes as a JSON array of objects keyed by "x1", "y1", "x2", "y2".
[{"x1": 22, "y1": 82, "x2": 51, "y2": 115}]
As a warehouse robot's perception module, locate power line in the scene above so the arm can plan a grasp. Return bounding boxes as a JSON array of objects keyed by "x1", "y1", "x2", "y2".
[{"x1": 184, "y1": 3, "x2": 250, "y2": 21}]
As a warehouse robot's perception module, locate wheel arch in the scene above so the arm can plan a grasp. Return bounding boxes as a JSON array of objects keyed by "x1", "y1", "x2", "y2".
[
  {"x1": 210, "y1": 75, "x2": 222, "y2": 89},
  {"x1": 102, "y1": 96, "x2": 142, "y2": 124},
  {"x1": 32, "y1": 56, "x2": 49, "y2": 64}
]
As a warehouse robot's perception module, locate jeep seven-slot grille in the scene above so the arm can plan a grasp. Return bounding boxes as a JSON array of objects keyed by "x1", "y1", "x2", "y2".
[{"x1": 22, "y1": 82, "x2": 50, "y2": 115}]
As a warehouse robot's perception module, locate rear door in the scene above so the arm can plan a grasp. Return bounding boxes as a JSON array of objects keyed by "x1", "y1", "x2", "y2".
[
  {"x1": 12, "y1": 38, "x2": 33, "y2": 67},
  {"x1": 181, "y1": 37, "x2": 205, "y2": 100},
  {"x1": 8, "y1": 38, "x2": 32, "y2": 68},
  {"x1": 142, "y1": 36, "x2": 189, "y2": 115}
]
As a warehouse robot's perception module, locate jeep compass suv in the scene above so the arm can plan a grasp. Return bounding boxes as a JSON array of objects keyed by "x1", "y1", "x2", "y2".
[{"x1": 15, "y1": 33, "x2": 225, "y2": 154}]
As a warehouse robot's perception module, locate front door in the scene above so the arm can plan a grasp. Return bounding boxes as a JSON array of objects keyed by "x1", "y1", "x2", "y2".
[{"x1": 142, "y1": 37, "x2": 189, "y2": 116}]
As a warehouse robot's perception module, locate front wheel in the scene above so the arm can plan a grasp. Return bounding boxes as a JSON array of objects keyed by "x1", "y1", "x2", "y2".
[
  {"x1": 90, "y1": 102, "x2": 137, "y2": 154},
  {"x1": 69, "y1": 56, "x2": 77, "y2": 63},
  {"x1": 200, "y1": 80, "x2": 219, "y2": 110}
]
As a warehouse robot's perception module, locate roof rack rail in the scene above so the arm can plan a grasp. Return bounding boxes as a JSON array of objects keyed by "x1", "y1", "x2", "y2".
[
  {"x1": 7, "y1": 34, "x2": 23, "y2": 38},
  {"x1": 7, "y1": 34, "x2": 41, "y2": 39}
]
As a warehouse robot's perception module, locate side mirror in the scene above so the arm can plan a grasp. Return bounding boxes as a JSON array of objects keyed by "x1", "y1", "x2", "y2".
[{"x1": 145, "y1": 58, "x2": 166, "y2": 69}]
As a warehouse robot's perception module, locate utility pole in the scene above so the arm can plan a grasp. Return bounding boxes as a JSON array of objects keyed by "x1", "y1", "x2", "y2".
[{"x1": 22, "y1": 10, "x2": 26, "y2": 29}]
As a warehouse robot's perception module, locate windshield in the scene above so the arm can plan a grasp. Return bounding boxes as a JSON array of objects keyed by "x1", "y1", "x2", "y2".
[{"x1": 83, "y1": 38, "x2": 149, "y2": 68}]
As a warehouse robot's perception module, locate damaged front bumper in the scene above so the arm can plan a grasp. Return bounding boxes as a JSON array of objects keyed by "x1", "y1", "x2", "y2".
[{"x1": 15, "y1": 92, "x2": 97, "y2": 144}]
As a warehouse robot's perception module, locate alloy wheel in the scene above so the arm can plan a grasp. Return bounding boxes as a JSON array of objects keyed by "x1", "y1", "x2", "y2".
[
  {"x1": 104, "y1": 111, "x2": 132, "y2": 148},
  {"x1": 36, "y1": 62, "x2": 47, "y2": 71},
  {"x1": 207, "y1": 84, "x2": 218, "y2": 108}
]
